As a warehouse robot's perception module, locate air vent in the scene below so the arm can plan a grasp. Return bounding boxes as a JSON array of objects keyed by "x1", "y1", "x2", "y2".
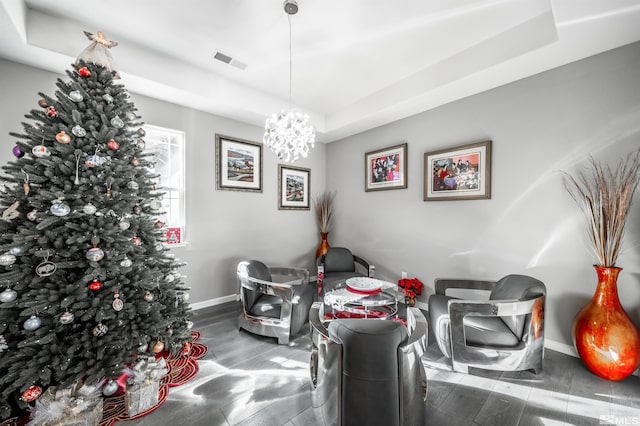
[{"x1": 214, "y1": 51, "x2": 247, "y2": 70}]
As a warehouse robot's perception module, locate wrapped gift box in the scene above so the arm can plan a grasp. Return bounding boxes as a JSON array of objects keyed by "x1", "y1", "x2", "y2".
[
  {"x1": 32, "y1": 387, "x2": 103, "y2": 426},
  {"x1": 125, "y1": 380, "x2": 159, "y2": 417},
  {"x1": 53, "y1": 399, "x2": 103, "y2": 426}
]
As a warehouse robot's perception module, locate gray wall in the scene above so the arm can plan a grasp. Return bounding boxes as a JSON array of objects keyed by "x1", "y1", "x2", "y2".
[
  {"x1": 2, "y1": 41, "x2": 640, "y2": 351},
  {"x1": 0, "y1": 57, "x2": 327, "y2": 307},
  {"x1": 325, "y1": 41, "x2": 640, "y2": 351}
]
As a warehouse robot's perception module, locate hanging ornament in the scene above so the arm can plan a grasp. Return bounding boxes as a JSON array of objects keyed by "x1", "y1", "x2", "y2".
[
  {"x1": 0, "y1": 335, "x2": 7, "y2": 352},
  {"x1": 93, "y1": 323, "x2": 108, "y2": 337},
  {"x1": 155, "y1": 242, "x2": 164, "y2": 252},
  {"x1": 186, "y1": 320, "x2": 194, "y2": 329},
  {"x1": 0, "y1": 254, "x2": 17, "y2": 266},
  {"x1": 126, "y1": 111, "x2": 136, "y2": 120},
  {"x1": 144, "y1": 291, "x2": 154, "y2": 302},
  {"x1": 133, "y1": 205, "x2": 142, "y2": 215},
  {"x1": 85, "y1": 154, "x2": 108, "y2": 167},
  {"x1": 9, "y1": 246, "x2": 25, "y2": 256},
  {"x1": 23, "y1": 315, "x2": 42, "y2": 331},
  {"x1": 32, "y1": 145, "x2": 51, "y2": 158},
  {"x1": 50, "y1": 201, "x2": 71, "y2": 217},
  {"x1": 21, "y1": 385, "x2": 42, "y2": 402},
  {"x1": 127, "y1": 180, "x2": 139, "y2": 190},
  {"x1": 112, "y1": 291, "x2": 124, "y2": 311},
  {"x1": 26, "y1": 210, "x2": 38, "y2": 221},
  {"x1": 22, "y1": 170, "x2": 30, "y2": 195},
  {"x1": 12, "y1": 145, "x2": 24, "y2": 158},
  {"x1": 102, "y1": 94, "x2": 114, "y2": 104},
  {"x1": 152, "y1": 341, "x2": 165, "y2": 353},
  {"x1": 106, "y1": 139, "x2": 119, "y2": 151},
  {"x1": 165, "y1": 274, "x2": 175, "y2": 283},
  {"x1": 155, "y1": 220, "x2": 164, "y2": 228},
  {"x1": 139, "y1": 342, "x2": 149, "y2": 352},
  {"x1": 182, "y1": 342, "x2": 192, "y2": 355},
  {"x1": 55, "y1": 131, "x2": 71, "y2": 144},
  {"x1": 68, "y1": 90, "x2": 84, "y2": 102},
  {"x1": 86, "y1": 246, "x2": 105, "y2": 262},
  {"x1": 59, "y1": 311, "x2": 74, "y2": 324},
  {"x1": 37, "y1": 98, "x2": 48, "y2": 108},
  {"x1": 74, "y1": 150, "x2": 82, "y2": 185},
  {"x1": 88, "y1": 280, "x2": 103, "y2": 291},
  {"x1": 2, "y1": 201, "x2": 20, "y2": 221},
  {"x1": 131, "y1": 157, "x2": 140, "y2": 166},
  {"x1": 102, "y1": 380, "x2": 118, "y2": 396},
  {"x1": 110, "y1": 115, "x2": 124, "y2": 128},
  {"x1": 71, "y1": 125, "x2": 87, "y2": 137},
  {"x1": 119, "y1": 219, "x2": 130, "y2": 230},
  {"x1": 120, "y1": 256, "x2": 132, "y2": 268},
  {"x1": 105, "y1": 180, "x2": 112, "y2": 199},
  {"x1": 35, "y1": 251, "x2": 56, "y2": 277},
  {"x1": 136, "y1": 128, "x2": 145, "y2": 136},
  {"x1": 83, "y1": 203, "x2": 97, "y2": 215},
  {"x1": 0, "y1": 288, "x2": 17, "y2": 303},
  {"x1": 78, "y1": 66, "x2": 91, "y2": 77},
  {"x1": 132, "y1": 237, "x2": 142, "y2": 246},
  {"x1": 46, "y1": 106, "x2": 58, "y2": 118}
]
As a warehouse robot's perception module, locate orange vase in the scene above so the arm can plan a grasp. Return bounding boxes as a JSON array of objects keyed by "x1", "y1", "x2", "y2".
[
  {"x1": 572, "y1": 266, "x2": 640, "y2": 381},
  {"x1": 315, "y1": 232, "x2": 330, "y2": 259}
]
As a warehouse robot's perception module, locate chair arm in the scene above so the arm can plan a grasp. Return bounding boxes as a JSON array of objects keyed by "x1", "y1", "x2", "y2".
[
  {"x1": 309, "y1": 302, "x2": 329, "y2": 339},
  {"x1": 353, "y1": 255, "x2": 375, "y2": 277},
  {"x1": 404, "y1": 307, "x2": 428, "y2": 348},
  {"x1": 434, "y1": 278, "x2": 496, "y2": 295},
  {"x1": 448, "y1": 295, "x2": 543, "y2": 318}
]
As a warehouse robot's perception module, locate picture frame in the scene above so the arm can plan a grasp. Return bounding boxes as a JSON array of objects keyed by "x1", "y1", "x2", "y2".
[
  {"x1": 364, "y1": 142, "x2": 408, "y2": 191},
  {"x1": 215, "y1": 134, "x2": 263, "y2": 192},
  {"x1": 424, "y1": 140, "x2": 492, "y2": 201},
  {"x1": 278, "y1": 164, "x2": 310, "y2": 210}
]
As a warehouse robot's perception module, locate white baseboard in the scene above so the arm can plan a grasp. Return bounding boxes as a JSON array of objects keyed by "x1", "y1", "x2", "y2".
[
  {"x1": 544, "y1": 339, "x2": 578, "y2": 357},
  {"x1": 190, "y1": 294, "x2": 238, "y2": 311}
]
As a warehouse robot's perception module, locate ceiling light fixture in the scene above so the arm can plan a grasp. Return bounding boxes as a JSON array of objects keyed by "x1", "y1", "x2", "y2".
[{"x1": 263, "y1": 0, "x2": 315, "y2": 163}]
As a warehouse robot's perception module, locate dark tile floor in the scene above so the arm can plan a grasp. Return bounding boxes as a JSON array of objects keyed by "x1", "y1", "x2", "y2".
[{"x1": 124, "y1": 302, "x2": 640, "y2": 425}]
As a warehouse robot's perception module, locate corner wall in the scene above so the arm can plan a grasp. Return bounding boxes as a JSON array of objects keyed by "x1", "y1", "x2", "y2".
[{"x1": 324, "y1": 41, "x2": 640, "y2": 350}]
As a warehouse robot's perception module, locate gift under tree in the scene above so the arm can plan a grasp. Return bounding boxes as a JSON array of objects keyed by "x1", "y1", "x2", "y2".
[{"x1": 0, "y1": 31, "x2": 192, "y2": 420}]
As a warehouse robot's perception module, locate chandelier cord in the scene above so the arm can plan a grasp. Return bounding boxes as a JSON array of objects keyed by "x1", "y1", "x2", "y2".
[{"x1": 288, "y1": 14, "x2": 292, "y2": 109}]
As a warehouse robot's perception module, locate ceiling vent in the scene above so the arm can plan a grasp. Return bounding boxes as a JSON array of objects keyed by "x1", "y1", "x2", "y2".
[{"x1": 214, "y1": 51, "x2": 247, "y2": 70}]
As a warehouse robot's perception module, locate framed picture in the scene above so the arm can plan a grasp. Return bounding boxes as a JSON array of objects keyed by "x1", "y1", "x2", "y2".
[
  {"x1": 215, "y1": 134, "x2": 262, "y2": 192},
  {"x1": 364, "y1": 142, "x2": 408, "y2": 191},
  {"x1": 424, "y1": 140, "x2": 492, "y2": 201},
  {"x1": 278, "y1": 164, "x2": 310, "y2": 210}
]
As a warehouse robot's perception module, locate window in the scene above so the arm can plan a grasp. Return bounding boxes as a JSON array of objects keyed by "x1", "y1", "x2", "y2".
[{"x1": 144, "y1": 124, "x2": 186, "y2": 245}]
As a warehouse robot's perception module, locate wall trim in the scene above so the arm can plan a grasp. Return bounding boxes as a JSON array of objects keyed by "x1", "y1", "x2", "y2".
[{"x1": 190, "y1": 294, "x2": 237, "y2": 310}]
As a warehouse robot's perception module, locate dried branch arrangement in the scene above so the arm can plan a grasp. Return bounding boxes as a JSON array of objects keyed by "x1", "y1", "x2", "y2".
[
  {"x1": 563, "y1": 149, "x2": 640, "y2": 267},
  {"x1": 314, "y1": 191, "x2": 335, "y2": 233}
]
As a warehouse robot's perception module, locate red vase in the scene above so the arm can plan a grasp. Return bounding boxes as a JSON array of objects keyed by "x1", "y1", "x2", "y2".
[
  {"x1": 572, "y1": 266, "x2": 640, "y2": 381},
  {"x1": 315, "y1": 232, "x2": 330, "y2": 259}
]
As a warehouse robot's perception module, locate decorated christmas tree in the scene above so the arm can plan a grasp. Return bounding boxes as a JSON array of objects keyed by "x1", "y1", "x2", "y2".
[{"x1": 0, "y1": 31, "x2": 192, "y2": 420}]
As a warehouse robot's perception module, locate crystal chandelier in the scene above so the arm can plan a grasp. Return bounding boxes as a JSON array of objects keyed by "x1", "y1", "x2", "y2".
[{"x1": 263, "y1": 0, "x2": 315, "y2": 163}]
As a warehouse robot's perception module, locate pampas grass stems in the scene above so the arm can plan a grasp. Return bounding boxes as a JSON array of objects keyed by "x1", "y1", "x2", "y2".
[
  {"x1": 563, "y1": 149, "x2": 640, "y2": 267},
  {"x1": 314, "y1": 191, "x2": 335, "y2": 233}
]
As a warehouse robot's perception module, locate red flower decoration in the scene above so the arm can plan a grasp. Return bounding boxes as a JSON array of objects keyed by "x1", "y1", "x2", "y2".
[{"x1": 398, "y1": 278, "x2": 424, "y2": 299}]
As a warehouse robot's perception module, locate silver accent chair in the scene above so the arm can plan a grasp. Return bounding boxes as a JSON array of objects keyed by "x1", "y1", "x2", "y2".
[
  {"x1": 428, "y1": 274, "x2": 546, "y2": 374},
  {"x1": 309, "y1": 302, "x2": 427, "y2": 426},
  {"x1": 317, "y1": 247, "x2": 375, "y2": 297},
  {"x1": 237, "y1": 260, "x2": 313, "y2": 345}
]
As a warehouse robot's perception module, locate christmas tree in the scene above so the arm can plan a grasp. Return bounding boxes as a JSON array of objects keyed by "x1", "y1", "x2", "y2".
[{"x1": 0, "y1": 31, "x2": 192, "y2": 419}]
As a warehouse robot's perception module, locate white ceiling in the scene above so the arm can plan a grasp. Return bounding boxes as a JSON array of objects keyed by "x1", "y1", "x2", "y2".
[{"x1": 1, "y1": 0, "x2": 640, "y2": 143}]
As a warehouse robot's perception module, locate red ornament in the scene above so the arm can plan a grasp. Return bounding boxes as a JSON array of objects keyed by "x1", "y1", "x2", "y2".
[
  {"x1": 21, "y1": 385, "x2": 42, "y2": 402},
  {"x1": 131, "y1": 237, "x2": 141, "y2": 246},
  {"x1": 78, "y1": 66, "x2": 91, "y2": 77},
  {"x1": 573, "y1": 266, "x2": 640, "y2": 381},
  {"x1": 182, "y1": 342, "x2": 192, "y2": 356},
  {"x1": 131, "y1": 157, "x2": 140, "y2": 166},
  {"x1": 46, "y1": 106, "x2": 58, "y2": 118},
  {"x1": 89, "y1": 280, "x2": 103, "y2": 291},
  {"x1": 155, "y1": 220, "x2": 164, "y2": 228},
  {"x1": 106, "y1": 139, "x2": 119, "y2": 151}
]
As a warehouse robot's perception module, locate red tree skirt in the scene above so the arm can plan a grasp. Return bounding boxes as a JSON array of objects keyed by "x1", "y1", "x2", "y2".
[{"x1": 99, "y1": 331, "x2": 207, "y2": 425}]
